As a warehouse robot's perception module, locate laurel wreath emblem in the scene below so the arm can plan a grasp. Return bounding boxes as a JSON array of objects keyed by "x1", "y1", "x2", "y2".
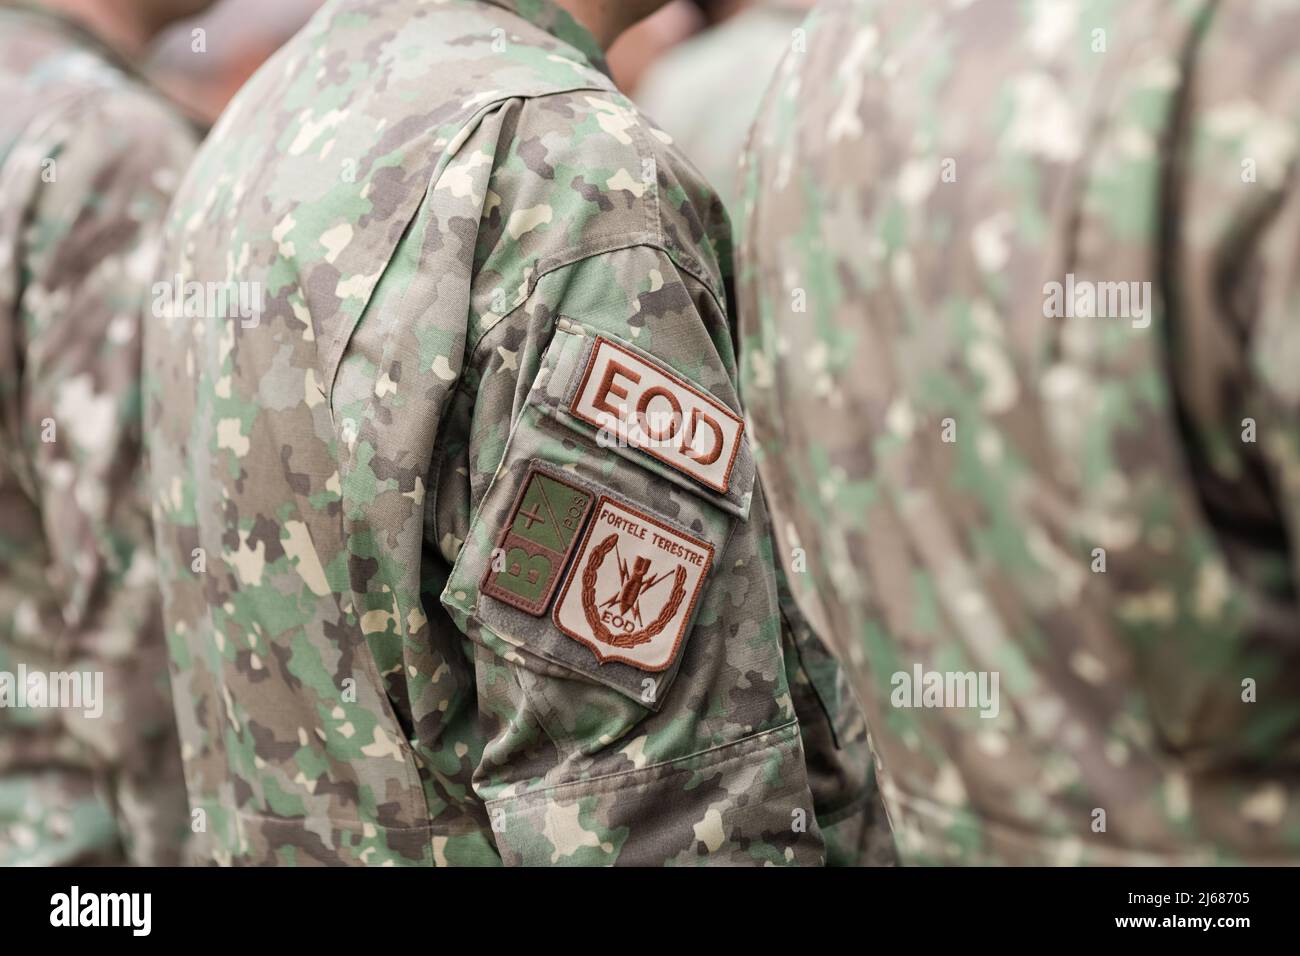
[{"x1": 580, "y1": 533, "x2": 687, "y2": 648}]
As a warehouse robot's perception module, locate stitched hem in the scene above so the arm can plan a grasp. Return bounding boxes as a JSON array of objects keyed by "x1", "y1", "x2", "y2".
[{"x1": 486, "y1": 718, "x2": 801, "y2": 807}]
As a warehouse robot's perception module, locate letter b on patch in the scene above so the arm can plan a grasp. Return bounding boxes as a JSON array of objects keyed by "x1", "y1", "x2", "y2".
[{"x1": 481, "y1": 467, "x2": 594, "y2": 615}]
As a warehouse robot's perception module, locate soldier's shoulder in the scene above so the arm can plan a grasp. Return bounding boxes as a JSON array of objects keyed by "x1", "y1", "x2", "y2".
[
  {"x1": 41, "y1": 81, "x2": 198, "y2": 201},
  {"x1": 0, "y1": 19, "x2": 194, "y2": 215},
  {"x1": 79, "y1": 77, "x2": 195, "y2": 150},
  {"x1": 0, "y1": 9, "x2": 195, "y2": 158},
  {"x1": 497, "y1": 86, "x2": 732, "y2": 294},
  {"x1": 421, "y1": 3, "x2": 731, "y2": 284}
]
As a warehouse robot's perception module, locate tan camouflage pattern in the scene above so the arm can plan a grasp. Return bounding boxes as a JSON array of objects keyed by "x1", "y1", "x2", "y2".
[
  {"x1": 740, "y1": 0, "x2": 1300, "y2": 865},
  {"x1": 145, "y1": 0, "x2": 866, "y2": 866},
  {"x1": 0, "y1": 3, "x2": 195, "y2": 865}
]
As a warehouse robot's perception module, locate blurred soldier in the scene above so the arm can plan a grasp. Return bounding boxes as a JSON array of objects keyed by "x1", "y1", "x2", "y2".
[
  {"x1": 740, "y1": 0, "x2": 1300, "y2": 864},
  {"x1": 147, "y1": 0, "x2": 865, "y2": 866},
  {"x1": 0, "y1": 0, "x2": 210, "y2": 865},
  {"x1": 637, "y1": 0, "x2": 814, "y2": 225}
]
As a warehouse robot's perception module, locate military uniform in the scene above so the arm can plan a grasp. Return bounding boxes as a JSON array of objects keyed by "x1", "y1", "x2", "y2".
[
  {"x1": 740, "y1": 0, "x2": 1300, "y2": 864},
  {"x1": 146, "y1": 0, "x2": 862, "y2": 866},
  {"x1": 0, "y1": 3, "x2": 195, "y2": 865}
]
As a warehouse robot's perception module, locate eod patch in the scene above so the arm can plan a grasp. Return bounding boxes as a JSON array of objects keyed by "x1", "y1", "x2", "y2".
[
  {"x1": 553, "y1": 496, "x2": 714, "y2": 672},
  {"x1": 568, "y1": 336, "x2": 744, "y2": 494}
]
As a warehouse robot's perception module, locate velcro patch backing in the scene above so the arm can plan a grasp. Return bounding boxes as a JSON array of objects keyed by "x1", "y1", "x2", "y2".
[
  {"x1": 480, "y1": 466, "x2": 594, "y2": 616},
  {"x1": 553, "y1": 496, "x2": 714, "y2": 672},
  {"x1": 568, "y1": 336, "x2": 743, "y2": 494}
]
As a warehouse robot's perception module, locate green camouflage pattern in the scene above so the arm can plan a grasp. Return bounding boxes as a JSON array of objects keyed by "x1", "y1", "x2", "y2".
[
  {"x1": 0, "y1": 4, "x2": 195, "y2": 865},
  {"x1": 739, "y1": 0, "x2": 1300, "y2": 864},
  {"x1": 637, "y1": 0, "x2": 809, "y2": 228},
  {"x1": 146, "y1": 0, "x2": 868, "y2": 866}
]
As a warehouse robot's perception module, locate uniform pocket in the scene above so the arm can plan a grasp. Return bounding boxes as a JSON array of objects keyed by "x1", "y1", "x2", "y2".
[{"x1": 484, "y1": 719, "x2": 817, "y2": 866}]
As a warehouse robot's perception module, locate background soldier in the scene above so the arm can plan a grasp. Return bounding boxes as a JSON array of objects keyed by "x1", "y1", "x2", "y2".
[
  {"x1": 0, "y1": 0, "x2": 210, "y2": 865},
  {"x1": 740, "y1": 0, "x2": 1300, "y2": 864},
  {"x1": 146, "y1": 0, "x2": 872, "y2": 865},
  {"x1": 637, "y1": 0, "x2": 815, "y2": 224}
]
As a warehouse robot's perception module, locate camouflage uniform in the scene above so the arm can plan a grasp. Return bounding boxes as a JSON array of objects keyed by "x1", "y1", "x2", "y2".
[
  {"x1": 740, "y1": 0, "x2": 1300, "y2": 864},
  {"x1": 636, "y1": 0, "x2": 809, "y2": 228},
  {"x1": 146, "y1": 0, "x2": 864, "y2": 866},
  {"x1": 0, "y1": 3, "x2": 194, "y2": 865}
]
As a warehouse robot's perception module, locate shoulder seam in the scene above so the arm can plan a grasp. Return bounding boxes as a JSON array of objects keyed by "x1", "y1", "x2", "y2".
[
  {"x1": 457, "y1": 80, "x2": 617, "y2": 121},
  {"x1": 465, "y1": 237, "x2": 727, "y2": 368}
]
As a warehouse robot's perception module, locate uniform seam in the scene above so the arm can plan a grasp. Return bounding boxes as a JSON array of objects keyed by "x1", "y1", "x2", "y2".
[
  {"x1": 322, "y1": 84, "x2": 613, "y2": 403},
  {"x1": 463, "y1": 239, "x2": 730, "y2": 377},
  {"x1": 231, "y1": 807, "x2": 457, "y2": 834},
  {"x1": 487, "y1": 718, "x2": 801, "y2": 807}
]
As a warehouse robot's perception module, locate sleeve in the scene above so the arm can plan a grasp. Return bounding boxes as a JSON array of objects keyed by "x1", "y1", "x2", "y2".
[
  {"x1": 15, "y1": 92, "x2": 195, "y2": 864},
  {"x1": 776, "y1": 561, "x2": 898, "y2": 867},
  {"x1": 438, "y1": 241, "x2": 828, "y2": 865}
]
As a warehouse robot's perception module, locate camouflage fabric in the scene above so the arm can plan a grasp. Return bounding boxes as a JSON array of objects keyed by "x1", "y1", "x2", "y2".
[
  {"x1": 636, "y1": 0, "x2": 809, "y2": 228},
  {"x1": 146, "y1": 0, "x2": 860, "y2": 866},
  {"x1": 638, "y1": 0, "x2": 889, "y2": 867},
  {"x1": 0, "y1": 4, "x2": 195, "y2": 865},
  {"x1": 739, "y1": 0, "x2": 1300, "y2": 864},
  {"x1": 777, "y1": 561, "x2": 894, "y2": 866}
]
